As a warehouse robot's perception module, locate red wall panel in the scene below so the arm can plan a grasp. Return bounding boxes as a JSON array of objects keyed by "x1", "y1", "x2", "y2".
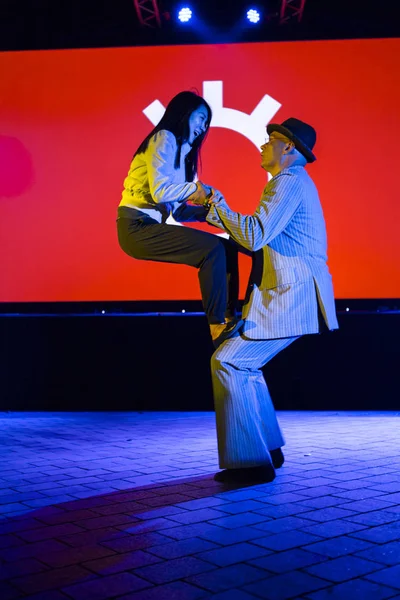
[{"x1": 1, "y1": 39, "x2": 399, "y2": 301}]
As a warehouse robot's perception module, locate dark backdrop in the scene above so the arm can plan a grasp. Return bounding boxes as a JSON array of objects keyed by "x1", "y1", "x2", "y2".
[
  {"x1": 1, "y1": 311, "x2": 399, "y2": 412},
  {"x1": 1, "y1": 0, "x2": 398, "y2": 53}
]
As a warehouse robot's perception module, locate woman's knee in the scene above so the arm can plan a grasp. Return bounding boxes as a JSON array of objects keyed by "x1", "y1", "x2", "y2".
[
  {"x1": 117, "y1": 232, "x2": 144, "y2": 260},
  {"x1": 202, "y1": 237, "x2": 227, "y2": 265}
]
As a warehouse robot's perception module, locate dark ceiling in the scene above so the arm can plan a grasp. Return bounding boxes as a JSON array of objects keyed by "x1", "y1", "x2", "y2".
[{"x1": 1, "y1": 0, "x2": 398, "y2": 52}]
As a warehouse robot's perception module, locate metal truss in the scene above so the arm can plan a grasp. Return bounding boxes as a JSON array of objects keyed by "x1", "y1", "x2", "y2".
[
  {"x1": 279, "y1": 0, "x2": 307, "y2": 24},
  {"x1": 133, "y1": 0, "x2": 162, "y2": 28}
]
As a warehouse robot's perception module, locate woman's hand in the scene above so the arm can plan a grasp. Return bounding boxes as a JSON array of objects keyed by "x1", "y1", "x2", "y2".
[
  {"x1": 187, "y1": 181, "x2": 211, "y2": 205},
  {"x1": 187, "y1": 182, "x2": 226, "y2": 207}
]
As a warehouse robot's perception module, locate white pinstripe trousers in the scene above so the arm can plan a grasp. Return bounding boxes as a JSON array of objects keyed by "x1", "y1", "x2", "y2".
[{"x1": 211, "y1": 334, "x2": 299, "y2": 469}]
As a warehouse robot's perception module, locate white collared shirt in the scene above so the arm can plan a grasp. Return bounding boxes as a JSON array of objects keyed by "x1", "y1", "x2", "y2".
[{"x1": 119, "y1": 130, "x2": 197, "y2": 223}]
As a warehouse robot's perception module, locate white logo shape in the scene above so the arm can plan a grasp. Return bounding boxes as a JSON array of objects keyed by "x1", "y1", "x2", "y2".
[
  {"x1": 143, "y1": 81, "x2": 281, "y2": 230},
  {"x1": 143, "y1": 80, "x2": 281, "y2": 151}
]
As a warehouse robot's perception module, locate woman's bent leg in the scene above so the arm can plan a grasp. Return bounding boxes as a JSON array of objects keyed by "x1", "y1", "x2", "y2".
[{"x1": 117, "y1": 216, "x2": 230, "y2": 324}]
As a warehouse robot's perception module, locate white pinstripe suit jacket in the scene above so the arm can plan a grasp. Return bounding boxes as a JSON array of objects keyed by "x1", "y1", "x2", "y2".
[{"x1": 206, "y1": 165, "x2": 339, "y2": 339}]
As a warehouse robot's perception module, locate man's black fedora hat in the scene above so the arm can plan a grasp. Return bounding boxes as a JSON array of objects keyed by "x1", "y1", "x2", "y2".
[{"x1": 267, "y1": 117, "x2": 317, "y2": 163}]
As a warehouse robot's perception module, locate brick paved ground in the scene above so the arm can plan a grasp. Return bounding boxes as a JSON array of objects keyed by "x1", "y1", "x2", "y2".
[{"x1": 1, "y1": 411, "x2": 400, "y2": 599}]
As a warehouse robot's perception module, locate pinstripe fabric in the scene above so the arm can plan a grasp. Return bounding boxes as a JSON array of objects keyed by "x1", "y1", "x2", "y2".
[
  {"x1": 211, "y1": 334, "x2": 298, "y2": 469},
  {"x1": 207, "y1": 165, "x2": 339, "y2": 339}
]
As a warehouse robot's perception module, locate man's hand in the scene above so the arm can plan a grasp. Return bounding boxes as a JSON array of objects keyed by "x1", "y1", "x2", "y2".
[
  {"x1": 187, "y1": 182, "x2": 226, "y2": 209},
  {"x1": 207, "y1": 190, "x2": 224, "y2": 205},
  {"x1": 186, "y1": 181, "x2": 212, "y2": 205}
]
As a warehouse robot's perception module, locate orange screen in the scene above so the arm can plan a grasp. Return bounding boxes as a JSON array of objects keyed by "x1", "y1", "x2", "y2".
[{"x1": 1, "y1": 39, "x2": 399, "y2": 302}]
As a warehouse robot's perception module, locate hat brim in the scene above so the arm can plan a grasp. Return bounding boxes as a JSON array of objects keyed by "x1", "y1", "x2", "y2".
[{"x1": 267, "y1": 123, "x2": 316, "y2": 163}]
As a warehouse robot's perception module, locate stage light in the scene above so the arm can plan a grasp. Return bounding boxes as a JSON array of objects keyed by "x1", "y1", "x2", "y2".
[
  {"x1": 178, "y1": 7, "x2": 193, "y2": 23},
  {"x1": 247, "y1": 8, "x2": 261, "y2": 24}
]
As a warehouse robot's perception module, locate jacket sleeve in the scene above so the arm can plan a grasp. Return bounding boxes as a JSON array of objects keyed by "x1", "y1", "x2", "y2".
[
  {"x1": 206, "y1": 172, "x2": 303, "y2": 252},
  {"x1": 146, "y1": 130, "x2": 197, "y2": 204},
  {"x1": 171, "y1": 203, "x2": 210, "y2": 222}
]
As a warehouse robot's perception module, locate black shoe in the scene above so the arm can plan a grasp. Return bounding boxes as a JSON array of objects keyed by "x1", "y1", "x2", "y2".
[
  {"x1": 214, "y1": 465, "x2": 276, "y2": 483},
  {"x1": 270, "y1": 448, "x2": 284, "y2": 469},
  {"x1": 213, "y1": 319, "x2": 244, "y2": 349}
]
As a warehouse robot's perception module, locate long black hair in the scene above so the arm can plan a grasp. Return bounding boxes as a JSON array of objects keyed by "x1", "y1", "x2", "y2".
[{"x1": 134, "y1": 91, "x2": 212, "y2": 182}]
